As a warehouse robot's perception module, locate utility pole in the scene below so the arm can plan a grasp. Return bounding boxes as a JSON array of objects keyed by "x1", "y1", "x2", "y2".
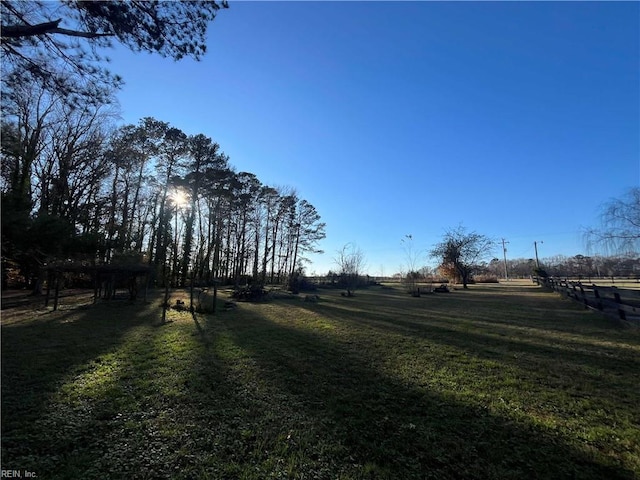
[
  {"x1": 501, "y1": 238, "x2": 509, "y2": 280},
  {"x1": 534, "y1": 240, "x2": 543, "y2": 269}
]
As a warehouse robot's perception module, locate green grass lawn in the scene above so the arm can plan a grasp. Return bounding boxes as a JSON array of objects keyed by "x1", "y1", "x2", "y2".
[{"x1": 2, "y1": 282, "x2": 639, "y2": 479}]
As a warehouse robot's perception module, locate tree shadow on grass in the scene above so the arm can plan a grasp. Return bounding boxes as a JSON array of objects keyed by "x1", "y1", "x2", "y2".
[
  {"x1": 312, "y1": 300, "x2": 640, "y2": 372},
  {"x1": 313, "y1": 284, "x2": 640, "y2": 362},
  {"x1": 312, "y1": 289, "x2": 639, "y2": 400},
  {"x1": 3, "y1": 291, "x2": 638, "y2": 479},
  {"x1": 1, "y1": 298, "x2": 163, "y2": 473},
  {"x1": 307, "y1": 299, "x2": 640, "y2": 445},
  {"x1": 217, "y1": 305, "x2": 636, "y2": 479},
  {"x1": 3, "y1": 296, "x2": 269, "y2": 479}
]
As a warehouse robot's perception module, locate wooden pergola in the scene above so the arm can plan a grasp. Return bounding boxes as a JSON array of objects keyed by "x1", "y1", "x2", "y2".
[{"x1": 44, "y1": 263, "x2": 153, "y2": 311}]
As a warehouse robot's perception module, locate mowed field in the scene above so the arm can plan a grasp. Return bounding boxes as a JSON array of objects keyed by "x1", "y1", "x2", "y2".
[{"x1": 2, "y1": 281, "x2": 639, "y2": 479}]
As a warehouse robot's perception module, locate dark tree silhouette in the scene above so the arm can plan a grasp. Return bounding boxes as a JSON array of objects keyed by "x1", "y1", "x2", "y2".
[
  {"x1": 1, "y1": 0, "x2": 228, "y2": 103},
  {"x1": 430, "y1": 227, "x2": 494, "y2": 289}
]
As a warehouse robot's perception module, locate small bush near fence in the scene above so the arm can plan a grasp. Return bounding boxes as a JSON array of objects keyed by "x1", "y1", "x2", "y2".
[{"x1": 474, "y1": 274, "x2": 500, "y2": 284}]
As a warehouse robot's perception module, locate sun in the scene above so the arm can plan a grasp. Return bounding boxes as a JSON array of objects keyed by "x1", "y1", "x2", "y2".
[{"x1": 170, "y1": 189, "x2": 189, "y2": 208}]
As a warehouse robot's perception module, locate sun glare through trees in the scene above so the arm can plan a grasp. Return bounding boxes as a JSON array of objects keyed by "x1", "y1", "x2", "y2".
[{"x1": 1, "y1": 1, "x2": 639, "y2": 479}]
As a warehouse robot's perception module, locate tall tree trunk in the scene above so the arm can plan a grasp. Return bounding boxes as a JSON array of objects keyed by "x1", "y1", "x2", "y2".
[
  {"x1": 127, "y1": 159, "x2": 146, "y2": 246},
  {"x1": 290, "y1": 223, "x2": 301, "y2": 277},
  {"x1": 106, "y1": 167, "x2": 120, "y2": 262}
]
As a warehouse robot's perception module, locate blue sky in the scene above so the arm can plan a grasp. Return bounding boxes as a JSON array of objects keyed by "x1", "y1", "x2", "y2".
[{"x1": 107, "y1": 1, "x2": 639, "y2": 276}]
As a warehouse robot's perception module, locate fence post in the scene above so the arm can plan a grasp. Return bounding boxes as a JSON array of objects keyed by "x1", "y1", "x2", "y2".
[
  {"x1": 578, "y1": 283, "x2": 588, "y2": 308},
  {"x1": 592, "y1": 285, "x2": 603, "y2": 310},
  {"x1": 613, "y1": 289, "x2": 626, "y2": 320}
]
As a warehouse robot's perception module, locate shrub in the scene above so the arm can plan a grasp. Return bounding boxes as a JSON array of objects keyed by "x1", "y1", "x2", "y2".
[
  {"x1": 474, "y1": 274, "x2": 499, "y2": 283},
  {"x1": 231, "y1": 284, "x2": 267, "y2": 301},
  {"x1": 288, "y1": 272, "x2": 316, "y2": 294},
  {"x1": 534, "y1": 268, "x2": 549, "y2": 278}
]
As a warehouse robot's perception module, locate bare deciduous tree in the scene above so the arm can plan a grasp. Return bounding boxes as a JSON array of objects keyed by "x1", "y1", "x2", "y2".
[
  {"x1": 430, "y1": 226, "x2": 494, "y2": 289},
  {"x1": 401, "y1": 234, "x2": 425, "y2": 296},
  {"x1": 335, "y1": 243, "x2": 366, "y2": 297},
  {"x1": 585, "y1": 188, "x2": 640, "y2": 255}
]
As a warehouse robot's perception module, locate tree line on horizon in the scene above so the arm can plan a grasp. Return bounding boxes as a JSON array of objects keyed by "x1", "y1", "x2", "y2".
[
  {"x1": 1, "y1": 1, "x2": 328, "y2": 292},
  {"x1": 1, "y1": 85, "x2": 325, "y2": 290}
]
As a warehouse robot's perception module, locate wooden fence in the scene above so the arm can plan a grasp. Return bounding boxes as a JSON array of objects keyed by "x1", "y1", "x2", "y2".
[{"x1": 533, "y1": 276, "x2": 640, "y2": 324}]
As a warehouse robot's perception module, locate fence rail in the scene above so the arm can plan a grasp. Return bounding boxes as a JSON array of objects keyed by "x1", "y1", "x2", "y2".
[{"x1": 533, "y1": 276, "x2": 640, "y2": 324}]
